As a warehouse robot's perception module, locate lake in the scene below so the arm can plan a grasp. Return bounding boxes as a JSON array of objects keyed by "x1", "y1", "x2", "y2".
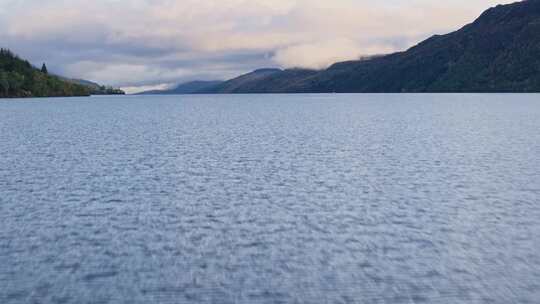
[{"x1": 1, "y1": 94, "x2": 539, "y2": 304}]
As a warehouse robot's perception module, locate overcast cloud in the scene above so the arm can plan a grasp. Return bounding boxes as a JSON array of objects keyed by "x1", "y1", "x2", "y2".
[{"x1": 0, "y1": 0, "x2": 515, "y2": 92}]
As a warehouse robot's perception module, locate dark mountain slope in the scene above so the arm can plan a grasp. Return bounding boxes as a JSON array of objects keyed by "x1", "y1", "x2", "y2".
[
  {"x1": 202, "y1": 0, "x2": 540, "y2": 93},
  {"x1": 137, "y1": 80, "x2": 223, "y2": 95},
  {"x1": 197, "y1": 68, "x2": 319, "y2": 93},
  {"x1": 202, "y1": 69, "x2": 283, "y2": 93},
  {"x1": 203, "y1": 68, "x2": 318, "y2": 94}
]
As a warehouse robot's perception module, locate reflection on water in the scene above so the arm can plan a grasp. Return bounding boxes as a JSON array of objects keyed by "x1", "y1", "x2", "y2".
[{"x1": 1, "y1": 94, "x2": 539, "y2": 303}]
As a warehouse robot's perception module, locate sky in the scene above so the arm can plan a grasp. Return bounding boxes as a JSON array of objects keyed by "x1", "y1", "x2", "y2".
[{"x1": 0, "y1": 0, "x2": 515, "y2": 93}]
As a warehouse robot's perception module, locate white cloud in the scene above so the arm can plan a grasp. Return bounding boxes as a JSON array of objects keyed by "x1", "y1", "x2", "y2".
[
  {"x1": 121, "y1": 83, "x2": 172, "y2": 95},
  {"x1": 273, "y1": 38, "x2": 396, "y2": 70}
]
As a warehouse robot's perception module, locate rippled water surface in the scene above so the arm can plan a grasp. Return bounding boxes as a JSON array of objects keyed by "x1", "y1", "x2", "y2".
[{"x1": 1, "y1": 94, "x2": 539, "y2": 304}]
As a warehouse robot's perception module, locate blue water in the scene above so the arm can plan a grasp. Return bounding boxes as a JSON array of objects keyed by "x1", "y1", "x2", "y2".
[{"x1": 1, "y1": 94, "x2": 539, "y2": 304}]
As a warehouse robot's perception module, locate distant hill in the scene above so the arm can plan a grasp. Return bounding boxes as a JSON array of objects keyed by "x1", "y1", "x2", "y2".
[
  {"x1": 198, "y1": 0, "x2": 540, "y2": 93},
  {"x1": 201, "y1": 68, "x2": 317, "y2": 94},
  {"x1": 0, "y1": 49, "x2": 124, "y2": 98},
  {"x1": 137, "y1": 80, "x2": 223, "y2": 95}
]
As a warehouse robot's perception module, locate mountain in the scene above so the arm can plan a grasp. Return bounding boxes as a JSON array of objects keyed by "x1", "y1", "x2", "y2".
[
  {"x1": 137, "y1": 80, "x2": 223, "y2": 95},
  {"x1": 201, "y1": 68, "x2": 317, "y2": 93},
  {"x1": 199, "y1": 0, "x2": 540, "y2": 93},
  {"x1": 0, "y1": 49, "x2": 125, "y2": 98}
]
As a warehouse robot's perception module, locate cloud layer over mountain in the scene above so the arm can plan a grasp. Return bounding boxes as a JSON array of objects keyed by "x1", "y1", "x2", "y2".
[{"x1": 0, "y1": 0, "x2": 514, "y2": 92}]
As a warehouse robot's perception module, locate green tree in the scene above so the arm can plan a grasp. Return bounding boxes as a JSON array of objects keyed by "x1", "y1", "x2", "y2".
[
  {"x1": 41, "y1": 63, "x2": 48, "y2": 74},
  {"x1": 0, "y1": 71, "x2": 9, "y2": 96},
  {"x1": 8, "y1": 72, "x2": 24, "y2": 92}
]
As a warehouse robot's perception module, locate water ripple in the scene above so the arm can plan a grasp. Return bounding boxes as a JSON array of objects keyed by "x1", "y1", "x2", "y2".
[{"x1": 0, "y1": 94, "x2": 539, "y2": 303}]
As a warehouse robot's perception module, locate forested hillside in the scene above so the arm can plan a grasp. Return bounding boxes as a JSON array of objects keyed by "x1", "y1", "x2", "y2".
[
  {"x1": 0, "y1": 49, "x2": 91, "y2": 98},
  {"x1": 0, "y1": 49, "x2": 125, "y2": 98}
]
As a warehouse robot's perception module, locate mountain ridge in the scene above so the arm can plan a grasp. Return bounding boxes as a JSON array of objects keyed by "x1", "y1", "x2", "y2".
[
  {"x1": 137, "y1": 80, "x2": 223, "y2": 95},
  {"x1": 197, "y1": 0, "x2": 540, "y2": 93}
]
